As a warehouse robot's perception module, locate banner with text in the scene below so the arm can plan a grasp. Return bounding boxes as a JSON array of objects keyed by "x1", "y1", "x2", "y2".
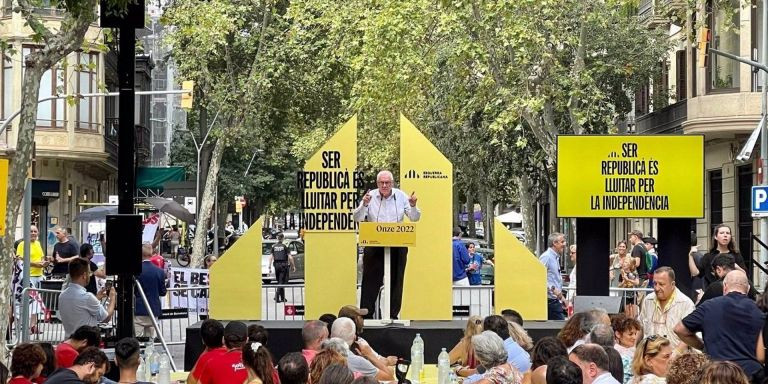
[
  {"x1": 557, "y1": 135, "x2": 704, "y2": 218},
  {"x1": 168, "y1": 267, "x2": 209, "y2": 314}
]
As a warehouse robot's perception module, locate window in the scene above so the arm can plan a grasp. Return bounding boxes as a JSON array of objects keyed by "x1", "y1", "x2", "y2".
[
  {"x1": 709, "y1": 0, "x2": 740, "y2": 91},
  {"x1": 676, "y1": 50, "x2": 687, "y2": 100},
  {"x1": 710, "y1": 169, "x2": 723, "y2": 234},
  {"x1": 23, "y1": 46, "x2": 65, "y2": 128},
  {"x1": 77, "y1": 52, "x2": 99, "y2": 130},
  {"x1": 1, "y1": 52, "x2": 11, "y2": 120}
]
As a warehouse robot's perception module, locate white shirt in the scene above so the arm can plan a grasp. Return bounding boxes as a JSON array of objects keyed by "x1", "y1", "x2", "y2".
[
  {"x1": 593, "y1": 372, "x2": 621, "y2": 384},
  {"x1": 58, "y1": 282, "x2": 108, "y2": 337},
  {"x1": 352, "y1": 188, "x2": 420, "y2": 223}
]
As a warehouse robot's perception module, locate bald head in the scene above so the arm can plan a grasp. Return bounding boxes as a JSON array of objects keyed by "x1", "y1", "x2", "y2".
[{"x1": 723, "y1": 270, "x2": 750, "y2": 294}]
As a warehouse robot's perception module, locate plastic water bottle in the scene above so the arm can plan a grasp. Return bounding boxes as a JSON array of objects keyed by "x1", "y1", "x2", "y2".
[
  {"x1": 136, "y1": 355, "x2": 146, "y2": 382},
  {"x1": 448, "y1": 371, "x2": 458, "y2": 384},
  {"x1": 410, "y1": 333, "x2": 424, "y2": 383},
  {"x1": 437, "y1": 348, "x2": 450, "y2": 384},
  {"x1": 158, "y1": 352, "x2": 171, "y2": 384},
  {"x1": 146, "y1": 342, "x2": 159, "y2": 376}
]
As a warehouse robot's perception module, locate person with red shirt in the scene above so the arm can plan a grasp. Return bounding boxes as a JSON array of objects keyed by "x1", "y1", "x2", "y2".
[
  {"x1": 54, "y1": 326, "x2": 101, "y2": 369},
  {"x1": 198, "y1": 321, "x2": 250, "y2": 384},
  {"x1": 10, "y1": 343, "x2": 46, "y2": 384},
  {"x1": 188, "y1": 319, "x2": 226, "y2": 384}
]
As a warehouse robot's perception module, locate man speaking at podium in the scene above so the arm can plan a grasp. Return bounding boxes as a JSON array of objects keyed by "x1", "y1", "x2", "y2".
[{"x1": 353, "y1": 170, "x2": 420, "y2": 319}]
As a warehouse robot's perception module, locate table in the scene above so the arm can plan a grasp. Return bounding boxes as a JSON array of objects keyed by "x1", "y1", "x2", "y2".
[{"x1": 167, "y1": 365, "x2": 445, "y2": 383}]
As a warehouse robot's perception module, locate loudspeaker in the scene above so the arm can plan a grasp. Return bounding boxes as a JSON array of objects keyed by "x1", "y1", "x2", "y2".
[{"x1": 105, "y1": 214, "x2": 143, "y2": 276}]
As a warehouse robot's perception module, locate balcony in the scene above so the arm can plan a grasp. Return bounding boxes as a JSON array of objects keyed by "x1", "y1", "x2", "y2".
[
  {"x1": 636, "y1": 100, "x2": 687, "y2": 134},
  {"x1": 683, "y1": 93, "x2": 762, "y2": 139},
  {"x1": 639, "y1": 0, "x2": 685, "y2": 28},
  {"x1": 103, "y1": 117, "x2": 152, "y2": 168}
]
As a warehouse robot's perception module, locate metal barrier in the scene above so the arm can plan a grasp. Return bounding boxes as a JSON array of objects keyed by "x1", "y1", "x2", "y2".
[
  {"x1": 16, "y1": 287, "x2": 67, "y2": 344},
  {"x1": 452, "y1": 285, "x2": 495, "y2": 320},
  {"x1": 162, "y1": 286, "x2": 210, "y2": 345}
]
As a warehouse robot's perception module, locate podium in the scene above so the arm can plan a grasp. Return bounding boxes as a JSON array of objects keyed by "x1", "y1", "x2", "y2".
[{"x1": 359, "y1": 222, "x2": 417, "y2": 324}]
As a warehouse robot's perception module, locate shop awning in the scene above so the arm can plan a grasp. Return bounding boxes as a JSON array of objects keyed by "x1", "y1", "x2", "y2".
[{"x1": 136, "y1": 167, "x2": 186, "y2": 190}]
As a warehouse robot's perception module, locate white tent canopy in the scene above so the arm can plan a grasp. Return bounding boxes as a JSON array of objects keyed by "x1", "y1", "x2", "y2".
[{"x1": 496, "y1": 210, "x2": 523, "y2": 224}]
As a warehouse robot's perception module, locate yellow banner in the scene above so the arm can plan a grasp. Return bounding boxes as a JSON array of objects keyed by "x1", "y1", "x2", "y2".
[
  {"x1": 557, "y1": 135, "x2": 704, "y2": 218},
  {"x1": 359, "y1": 222, "x2": 417, "y2": 247},
  {"x1": 303, "y1": 116, "x2": 359, "y2": 319},
  {"x1": 209, "y1": 216, "x2": 262, "y2": 320},
  {"x1": 0, "y1": 159, "x2": 7, "y2": 235},
  {"x1": 399, "y1": 114, "x2": 452, "y2": 320}
]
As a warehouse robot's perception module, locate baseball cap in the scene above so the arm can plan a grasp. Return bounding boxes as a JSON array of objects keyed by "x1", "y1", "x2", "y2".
[
  {"x1": 224, "y1": 321, "x2": 248, "y2": 341},
  {"x1": 338, "y1": 305, "x2": 368, "y2": 318},
  {"x1": 628, "y1": 230, "x2": 643, "y2": 238},
  {"x1": 642, "y1": 236, "x2": 658, "y2": 245}
]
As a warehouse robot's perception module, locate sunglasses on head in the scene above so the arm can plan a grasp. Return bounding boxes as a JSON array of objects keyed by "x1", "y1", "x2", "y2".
[{"x1": 642, "y1": 335, "x2": 662, "y2": 357}]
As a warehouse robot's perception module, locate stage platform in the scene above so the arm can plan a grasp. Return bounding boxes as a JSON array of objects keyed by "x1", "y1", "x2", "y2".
[{"x1": 184, "y1": 320, "x2": 565, "y2": 370}]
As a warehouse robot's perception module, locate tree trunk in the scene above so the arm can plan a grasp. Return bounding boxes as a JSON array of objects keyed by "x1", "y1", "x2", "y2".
[
  {"x1": 466, "y1": 189, "x2": 475, "y2": 238},
  {"x1": 519, "y1": 174, "x2": 537, "y2": 254},
  {"x1": 192, "y1": 139, "x2": 225, "y2": 267},
  {"x1": 484, "y1": 192, "x2": 494, "y2": 246}
]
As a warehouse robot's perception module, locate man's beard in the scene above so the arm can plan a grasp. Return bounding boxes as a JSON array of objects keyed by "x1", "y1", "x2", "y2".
[{"x1": 83, "y1": 374, "x2": 101, "y2": 384}]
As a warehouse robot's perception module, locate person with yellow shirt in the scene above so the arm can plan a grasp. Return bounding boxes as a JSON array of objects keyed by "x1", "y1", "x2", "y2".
[{"x1": 15, "y1": 225, "x2": 50, "y2": 334}]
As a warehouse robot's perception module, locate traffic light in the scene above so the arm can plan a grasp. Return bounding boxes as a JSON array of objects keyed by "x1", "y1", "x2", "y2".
[
  {"x1": 181, "y1": 80, "x2": 194, "y2": 109},
  {"x1": 698, "y1": 26, "x2": 710, "y2": 68}
]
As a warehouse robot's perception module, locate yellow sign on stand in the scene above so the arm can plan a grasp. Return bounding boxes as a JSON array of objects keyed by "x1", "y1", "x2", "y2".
[
  {"x1": 0, "y1": 159, "x2": 8, "y2": 235},
  {"x1": 557, "y1": 135, "x2": 704, "y2": 218},
  {"x1": 359, "y1": 222, "x2": 417, "y2": 247}
]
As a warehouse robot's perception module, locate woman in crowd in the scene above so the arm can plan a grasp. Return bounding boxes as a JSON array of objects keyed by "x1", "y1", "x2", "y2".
[
  {"x1": 9, "y1": 343, "x2": 46, "y2": 384},
  {"x1": 242, "y1": 341, "x2": 276, "y2": 384},
  {"x1": 449, "y1": 315, "x2": 483, "y2": 376},
  {"x1": 698, "y1": 361, "x2": 750, "y2": 384},
  {"x1": 665, "y1": 353, "x2": 709, "y2": 384},
  {"x1": 508, "y1": 322, "x2": 534, "y2": 352},
  {"x1": 309, "y1": 349, "x2": 347, "y2": 384},
  {"x1": 567, "y1": 245, "x2": 577, "y2": 302},
  {"x1": 631, "y1": 335, "x2": 672, "y2": 384},
  {"x1": 613, "y1": 314, "x2": 643, "y2": 383},
  {"x1": 33, "y1": 343, "x2": 55, "y2": 384},
  {"x1": 114, "y1": 337, "x2": 152, "y2": 384},
  {"x1": 689, "y1": 224, "x2": 746, "y2": 290},
  {"x1": 471, "y1": 331, "x2": 522, "y2": 384},
  {"x1": 557, "y1": 312, "x2": 589, "y2": 351},
  {"x1": 544, "y1": 356, "x2": 582, "y2": 384},
  {"x1": 528, "y1": 337, "x2": 567, "y2": 384},
  {"x1": 611, "y1": 241, "x2": 629, "y2": 288},
  {"x1": 620, "y1": 256, "x2": 641, "y2": 318},
  {"x1": 317, "y1": 364, "x2": 354, "y2": 384},
  {"x1": 466, "y1": 243, "x2": 485, "y2": 286},
  {"x1": 604, "y1": 346, "x2": 625, "y2": 383}
]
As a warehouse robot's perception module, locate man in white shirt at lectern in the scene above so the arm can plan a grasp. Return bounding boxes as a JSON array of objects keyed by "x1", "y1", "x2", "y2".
[{"x1": 353, "y1": 170, "x2": 420, "y2": 319}]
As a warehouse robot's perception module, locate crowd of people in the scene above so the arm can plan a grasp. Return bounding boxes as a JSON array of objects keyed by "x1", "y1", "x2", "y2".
[{"x1": 530, "y1": 224, "x2": 768, "y2": 384}]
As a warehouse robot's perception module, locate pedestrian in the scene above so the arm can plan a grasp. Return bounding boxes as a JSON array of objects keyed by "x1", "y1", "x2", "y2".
[
  {"x1": 539, "y1": 232, "x2": 566, "y2": 320},
  {"x1": 57, "y1": 258, "x2": 116, "y2": 337},
  {"x1": 169, "y1": 225, "x2": 181, "y2": 259},
  {"x1": 567, "y1": 245, "x2": 577, "y2": 302},
  {"x1": 688, "y1": 224, "x2": 746, "y2": 291},
  {"x1": 14, "y1": 225, "x2": 48, "y2": 335},
  {"x1": 638, "y1": 267, "x2": 694, "y2": 353},
  {"x1": 269, "y1": 233, "x2": 295, "y2": 303},
  {"x1": 642, "y1": 237, "x2": 659, "y2": 286},
  {"x1": 627, "y1": 230, "x2": 650, "y2": 283},
  {"x1": 619, "y1": 256, "x2": 640, "y2": 318},
  {"x1": 674, "y1": 270, "x2": 764, "y2": 382},
  {"x1": 610, "y1": 241, "x2": 629, "y2": 288},
  {"x1": 51, "y1": 227, "x2": 79, "y2": 278},
  {"x1": 696, "y1": 254, "x2": 758, "y2": 306},
  {"x1": 135, "y1": 244, "x2": 167, "y2": 338},
  {"x1": 352, "y1": 170, "x2": 420, "y2": 319},
  {"x1": 452, "y1": 228, "x2": 471, "y2": 286},
  {"x1": 79, "y1": 243, "x2": 105, "y2": 296},
  {"x1": 466, "y1": 243, "x2": 484, "y2": 286}
]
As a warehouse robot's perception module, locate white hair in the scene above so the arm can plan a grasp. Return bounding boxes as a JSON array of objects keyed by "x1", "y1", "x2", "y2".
[
  {"x1": 330, "y1": 317, "x2": 356, "y2": 345},
  {"x1": 321, "y1": 337, "x2": 350, "y2": 357},
  {"x1": 471, "y1": 331, "x2": 508, "y2": 368},
  {"x1": 376, "y1": 170, "x2": 393, "y2": 182}
]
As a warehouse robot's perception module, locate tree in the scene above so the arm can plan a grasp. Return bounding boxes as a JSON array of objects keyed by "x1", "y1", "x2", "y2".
[{"x1": 0, "y1": 0, "x2": 131, "y2": 357}]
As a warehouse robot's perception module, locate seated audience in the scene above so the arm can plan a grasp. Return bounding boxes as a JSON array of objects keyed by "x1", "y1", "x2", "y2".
[
  {"x1": 198, "y1": 321, "x2": 249, "y2": 384},
  {"x1": 242, "y1": 340, "x2": 276, "y2": 384},
  {"x1": 501, "y1": 309, "x2": 524, "y2": 327},
  {"x1": 188, "y1": 319, "x2": 226, "y2": 384},
  {"x1": 302, "y1": 320, "x2": 329, "y2": 365},
  {"x1": 330, "y1": 318, "x2": 393, "y2": 381},
  {"x1": 114, "y1": 338, "x2": 151, "y2": 384},
  {"x1": 508, "y1": 321, "x2": 534, "y2": 352},
  {"x1": 309, "y1": 349, "x2": 347, "y2": 384},
  {"x1": 317, "y1": 363, "x2": 353, "y2": 384},
  {"x1": 698, "y1": 361, "x2": 750, "y2": 384},
  {"x1": 277, "y1": 352, "x2": 308, "y2": 384},
  {"x1": 10, "y1": 343, "x2": 46, "y2": 384},
  {"x1": 544, "y1": 356, "x2": 582, "y2": 384},
  {"x1": 449, "y1": 315, "x2": 483, "y2": 376},
  {"x1": 470, "y1": 331, "x2": 523, "y2": 384},
  {"x1": 34, "y1": 342, "x2": 55, "y2": 384},
  {"x1": 45, "y1": 347, "x2": 109, "y2": 384},
  {"x1": 590, "y1": 324, "x2": 616, "y2": 348},
  {"x1": 666, "y1": 353, "x2": 710, "y2": 384},
  {"x1": 529, "y1": 337, "x2": 567, "y2": 384},
  {"x1": 631, "y1": 336, "x2": 672, "y2": 384},
  {"x1": 55, "y1": 325, "x2": 101, "y2": 369},
  {"x1": 603, "y1": 346, "x2": 624, "y2": 383},
  {"x1": 558, "y1": 312, "x2": 589, "y2": 351},
  {"x1": 569, "y1": 344, "x2": 620, "y2": 384}
]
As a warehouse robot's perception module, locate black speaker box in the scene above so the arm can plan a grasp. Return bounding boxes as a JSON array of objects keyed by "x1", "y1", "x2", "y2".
[{"x1": 105, "y1": 214, "x2": 143, "y2": 276}]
